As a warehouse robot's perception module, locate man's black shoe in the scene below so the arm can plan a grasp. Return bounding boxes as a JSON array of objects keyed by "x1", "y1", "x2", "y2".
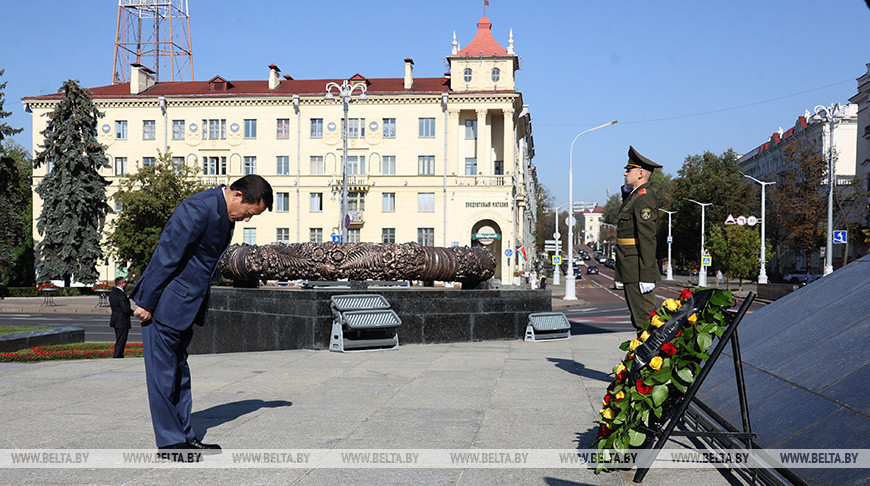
[
  {"x1": 186, "y1": 438, "x2": 222, "y2": 454},
  {"x1": 156, "y1": 444, "x2": 203, "y2": 463}
]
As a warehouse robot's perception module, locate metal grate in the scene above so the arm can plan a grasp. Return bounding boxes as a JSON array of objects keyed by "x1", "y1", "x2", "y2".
[
  {"x1": 528, "y1": 312, "x2": 570, "y2": 331},
  {"x1": 330, "y1": 294, "x2": 390, "y2": 311},
  {"x1": 343, "y1": 310, "x2": 401, "y2": 329}
]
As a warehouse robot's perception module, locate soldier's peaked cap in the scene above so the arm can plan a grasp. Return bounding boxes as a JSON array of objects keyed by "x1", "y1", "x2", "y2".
[{"x1": 625, "y1": 146, "x2": 663, "y2": 171}]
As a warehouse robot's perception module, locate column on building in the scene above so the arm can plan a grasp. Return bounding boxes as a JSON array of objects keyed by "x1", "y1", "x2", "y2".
[{"x1": 476, "y1": 108, "x2": 487, "y2": 175}]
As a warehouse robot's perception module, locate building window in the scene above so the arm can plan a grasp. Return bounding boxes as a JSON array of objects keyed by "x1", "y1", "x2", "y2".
[
  {"x1": 142, "y1": 156, "x2": 156, "y2": 168},
  {"x1": 463, "y1": 68, "x2": 472, "y2": 83},
  {"x1": 310, "y1": 193, "x2": 322, "y2": 212},
  {"x1": 382, "y1": 155, "x2": 396, "y2": 175},
  {"x1": 418, "y1": 228, "x2": 435, "y2": 246},
  {"x1": 418, "y1": 192, "x2": 434, "y2": 212},
  {"x1": 310, "y1": 156, "x2": 324, "y2": 175},
  {"x1": 382, "y1": 118, "x2": 396, "y2": 138},
  {"x1": 348, "y1": 192, "x2": 365, "y2": 213},
  {"x1": 276, "y1": 228, "x2": 289, "y2": 243},
  {"x1": 243, "y1": 228, "x2": 256, "y2": 245},
  {"x1": 202, "y1": 119, "x2": 226, "y2": 140},
  {"x1": 491, "y1": 67, "x2": 500, "y2": 82},
  {"x1": 172, "y1": 156, "x2": 185, "y2": 167},
  {"x1": 172, "y1": 120, "x2": 185, "y2": 140},
  {"x1": 347, "y1": 155, "x2": 365, "y2": 175},
  {"x1": 418, "y1": 155, "x2": 435, "y2": 175},
  {"x1": 276, "y1": 192, "x2": 290, "y2": 212},
  {"x1": 243, "y1": 156, "x2": 257, "y2": 175},
  {"x1": 244, "y1": 119, "x2": 257, "y2": 139},
  {"x1": 203, "y1": 156, "x2": 227, "y2": 175},
  {"x1": 382, "y1": 228, "x2": 395, "y2": 244},
  {"x1": 341, "y1": 118, "x2": 365, "y2": 139},
  {"x1": 465, "y1": 158, "x2": 477, "y2": 175},
  {"x1": 494, "y1": 160, "x2": 504, "y2": 175},
  {"x1": 465, "y1": 119, "x2": 477, "y2": 139},
  {"x1": 143, "y1": 120, "x2": 156, "y2": 140},
  {"x1": 276, "y1": 156, "x2": 290, "y2": 175},
  {"x1": 310, "y1": 118, "x2": 323, "y2": 138},
  {"x1": 114, "y1": 157, "x2": 127, "y2": 176},
  {"x1": 418, "y1": 118, "x2": 435, "y2": 138},
  {"x1": 347, "y1": 228, "x2": 361, "y2": 243},
  {"x1": 277, "y1": 118, "x2": 290, "y2": 139},
  {"x1": 115, "y1": 121, "x2": 127, "y2": 140},
  {"x1": 309, "y1": 228, "x2": 323, "y2": 243},
  {"x1": 382, "y1": 193, "x2": 395, "y2": 212}
]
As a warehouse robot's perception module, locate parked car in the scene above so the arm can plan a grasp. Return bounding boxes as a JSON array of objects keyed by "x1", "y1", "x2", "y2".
[
  {"x1": 613, "y1": 280, "x2": 624, "y2": 290},
  {"x1": 572, "y1": 266, "x2": 583, "y2": 278},
  {"x1": 587, "y1": 265, "x2": 599, "y2": 275},
  {"x1": 605, "y1": 258, "x2": 615, "y2": 269},
  {"x1": 783, "y1": 272, "x2": 822, "y2": 285},
  {"x1": 598, "y1": 254, "x2": 608, "y2": 264}
]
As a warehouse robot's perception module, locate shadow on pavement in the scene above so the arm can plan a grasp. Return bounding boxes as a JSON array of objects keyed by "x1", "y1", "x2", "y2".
[
  {"x1": 193, "y1": 399, "x2": 293, "y2": 437},
  {"x1": 547, "y1": 357, "x2": 612, "y2": 382}
]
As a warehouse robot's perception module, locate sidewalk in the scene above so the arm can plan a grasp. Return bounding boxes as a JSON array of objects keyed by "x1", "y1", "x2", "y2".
[
  {"x1": 0, "y1": 332, "x2": 748, "y2": 485},
  {"x1": 0, "y1": 296, "x2": 111, "y2": 315}
]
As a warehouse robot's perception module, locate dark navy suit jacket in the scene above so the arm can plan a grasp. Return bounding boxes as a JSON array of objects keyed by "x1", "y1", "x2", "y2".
[{"x1": 133, "y1": 186, "x2": 233, "y2": 331}]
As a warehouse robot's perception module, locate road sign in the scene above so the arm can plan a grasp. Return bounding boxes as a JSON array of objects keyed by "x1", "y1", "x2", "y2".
[
  {"x1": 332, "y1": 234, "x2": 341, "y2": 243},
  {"x1": 724, "y1": 214, "x2": 737, "y2": 225},
  {"x1": 553, "y1": 232, "x2": 561, "y2": 239},
  {"x1": 667, "y1": 236, "x2": 673, "y2": 244},
  {"x1": 344, "y1": 214, "x2": 351, "y2": 228},
  {"x1": 747, "y1": 216, "x2": 758, "y2": 226},
  {"x1": 736, "y1": 216, "x2": 747, "y2": 226},
  {"x1": 565, "y1": 216, "x2": 575, "y2": 227},
  {"x1": 833, "y1": 230, "x2": 847, "y2": 244},
  {"x1": 552, "y1": 255, "x2": 562, "y2": 266},
  {"x1": 505, "y1": 249, "x2": 513, "y2": 257},
  {"x1": 702, "y1": 255, "x2": 712, "y2": 267}
]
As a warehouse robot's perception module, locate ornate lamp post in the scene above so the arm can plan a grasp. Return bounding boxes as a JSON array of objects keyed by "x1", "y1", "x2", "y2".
[
  {"x1": 566, "y1": 120, "x2": 618, "y2": 300},
  {"x1": 325, "y1": 80, "x2": 367, "y2": 243},
  {"x1": 549, "y1": 202, "x2": 569, "y2": 286},
  {"x1": 687, "y1": 199, "x2": 712, "y2": 287},
  {"x1": 813, "y1": 103, "x2": 841, "y2": 276},
  {"x1": 741, "y1": 173, "x2": 775, "y2": 284},
  {"x1": 658, "y1": 209, "x2": 676, "y2": 281}
]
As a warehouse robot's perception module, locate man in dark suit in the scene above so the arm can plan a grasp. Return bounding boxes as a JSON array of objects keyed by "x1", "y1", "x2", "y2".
[
  {"x1": 108, "y1": 277, "x2": 132, "y2": 358},
  {"x1": 133, "y1": 174, "x2": 272, "y2": 459}
]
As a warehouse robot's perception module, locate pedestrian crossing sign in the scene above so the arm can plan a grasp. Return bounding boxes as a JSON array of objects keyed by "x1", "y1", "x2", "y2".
[
  {"x1": 702, "y1": 255, "x2": 712, "y2": 267},
  {"x1": 552, "y1": 255, "x2": 562, "y2": 266}
]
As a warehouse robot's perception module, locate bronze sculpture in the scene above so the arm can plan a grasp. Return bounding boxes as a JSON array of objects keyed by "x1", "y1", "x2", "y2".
[{"x1": 219, "y1": 242, "x2": 496, "y2": 288}]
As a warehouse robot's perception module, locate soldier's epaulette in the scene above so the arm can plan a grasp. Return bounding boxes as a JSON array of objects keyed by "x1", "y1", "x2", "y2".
[{"x1": 638, "y1": 188, "x2": 647, "y2": 195}]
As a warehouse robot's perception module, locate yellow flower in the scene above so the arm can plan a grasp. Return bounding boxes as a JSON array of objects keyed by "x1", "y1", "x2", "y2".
[
  {"x1": 629, "y1": 339, "x2": 641, "y2": 351},
  {"x1": 615, "y1": 391, "x2": 625, "y2": 401},
  {"x1": 601, "y1": 407, "x2": 615, "y2": 420},
  {"x1": 640, "y1": 330, "x2": 650, "y2": 342},
  {"x1": 615, "y1": 364, "x2": 626, "y2": 375},
  {"x1": 688, "y1": 313, "x2": 698, "y2": 325},
  {"x1": 664, "y1": 298, "x2": 681, "y2": 312},
  {"x1": 651, "y1": 315, "x2": 666, "y2": 328},
  {"x1": 649, "y1": 356, "x2": 663, "y2": 371}
]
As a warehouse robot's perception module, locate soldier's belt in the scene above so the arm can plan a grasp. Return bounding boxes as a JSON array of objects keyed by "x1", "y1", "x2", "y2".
[{"x1": 617, "y1": 238, "x2": 637, "y2": 245}]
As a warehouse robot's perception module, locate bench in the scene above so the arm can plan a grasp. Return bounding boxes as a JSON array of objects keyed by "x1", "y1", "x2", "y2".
[
  {"x1": 524, "y1": 312, "x2": 571, "y2": 342},
  {"x1": 329, "y1": 294, "x2": 402, "y2": 352}
]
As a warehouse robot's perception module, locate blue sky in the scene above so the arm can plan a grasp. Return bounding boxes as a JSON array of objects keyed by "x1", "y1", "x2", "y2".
[{"x1": 2, "y1": 0, "x2": 868, "y2": 207}]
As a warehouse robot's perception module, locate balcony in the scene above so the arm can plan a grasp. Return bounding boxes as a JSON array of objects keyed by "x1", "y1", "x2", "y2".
[
  {"x1": 455, "y1": 175, "x2": 507, "y2": 186},
  {"x1": 331, "y1": 175, "x2": 371, "y2": 192},
  {"x1": 347, "y1": 210, "x2": 364, "y2": 226},
  {"x1": 199, "y1": 175, "x2": 230, "y2": 187}
]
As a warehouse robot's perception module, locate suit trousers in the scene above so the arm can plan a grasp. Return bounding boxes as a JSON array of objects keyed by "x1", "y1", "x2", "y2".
[
  {"x1": 112, "y1": 327, "x2": 129, "y2": 358},
  {"x1": 623, "y1": 283, "x2": 656, "y2": 331},
  {"x1": 142, "y1": 320, "x2": 195, "y2": 447}
]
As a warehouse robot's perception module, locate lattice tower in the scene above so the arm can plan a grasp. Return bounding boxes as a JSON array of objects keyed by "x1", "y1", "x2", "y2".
[{"x1": 112, "y1": 0, "x2": 193, "y2": 84}]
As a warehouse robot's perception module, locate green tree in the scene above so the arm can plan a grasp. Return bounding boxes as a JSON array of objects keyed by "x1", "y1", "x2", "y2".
[
  {"x1": 106, "y1": 151, "x2": 206, "y2": 280},
  {"x1": 706, "y1": 224, "x2": 771, "y2": 287},
  {"x1": 32, "y1": 80, "x2": 111, "y2": 286},
  {"x1": 668, "y1": 149, "x2": 755, "y2": 272},
  {"x1": 0, "y1": 69, "x2": 23, "y2": 141},
  {"x1": 0, "y1": 140, "x2": 33, "y2": 287}
]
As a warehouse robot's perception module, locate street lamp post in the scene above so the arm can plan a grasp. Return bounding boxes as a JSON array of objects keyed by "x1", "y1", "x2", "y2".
[
  {"x1": 658, "y1": 209, "x2": 676, "y2": 281},
  {"x1": 814, "y1": 103, "x2": 841, "y2": 276},
  {"x1": 325, "y1": 80, "x2": 367, "y2": 243},
  {"x1": 566, "y1": 120, "x2": 618, "y2": 300},
  {"x1": 549, "y1": 202, "x2": 569, "y2": 286},
  {"x1": 741, "y1": 173, "x2": 775, "y2": 284},
  {"x1": 687, "y1": 199, "x2": 712, "y2": 287}
]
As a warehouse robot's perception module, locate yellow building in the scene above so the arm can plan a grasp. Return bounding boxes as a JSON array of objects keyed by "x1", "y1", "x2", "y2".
[{"x1": 25, "y1": 16, "x2": 538, "y2": 285}]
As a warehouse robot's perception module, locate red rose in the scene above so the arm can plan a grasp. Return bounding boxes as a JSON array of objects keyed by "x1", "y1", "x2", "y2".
[
  {"x1": 596, "y1": 424, "x2": 611, "y2": 439},
  {"x1": 616, "y1": 370, "x2": 628, "y2": 383},
  {"x1": 675, "y1": 329, "x2": 682, "y2": 338},
  {"x1": 648, "y1": 310, "x2": 658, "y2": 320},
  {"x1": 680, "y1": 288, "x2": 693, "y2": 300},
  {"x1": 636, "y1": 379, "x2": 652, "y2": 395},
  {"x1": 603, "y1": 394, "x2": 612, "y2": 405},
  {"x1": 661, "y1": 342, "x2": 677, "y2": 356}
]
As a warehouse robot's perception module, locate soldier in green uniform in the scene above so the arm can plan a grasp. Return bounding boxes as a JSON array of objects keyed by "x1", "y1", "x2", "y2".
[{"x1": 614, "y1": 146, "x2": 661, "y2": 330}]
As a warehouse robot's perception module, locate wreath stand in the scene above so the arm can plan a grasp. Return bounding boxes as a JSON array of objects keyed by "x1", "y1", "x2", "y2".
[{"x1": 633, "y1": 291, "x2": 757, "y2": 483}]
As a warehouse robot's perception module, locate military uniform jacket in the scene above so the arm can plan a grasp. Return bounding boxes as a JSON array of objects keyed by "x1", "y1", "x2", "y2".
[{"x1": 614, "y1": 182, "x2": 659, "y2": 284}]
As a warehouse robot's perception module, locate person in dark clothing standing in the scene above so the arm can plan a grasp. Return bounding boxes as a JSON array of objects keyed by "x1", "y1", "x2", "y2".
[{"x1": 109, "y1": 277, "x2": 132, "y2": 358}]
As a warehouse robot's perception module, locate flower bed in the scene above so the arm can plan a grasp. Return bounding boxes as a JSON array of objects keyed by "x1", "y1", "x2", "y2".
[
  {"x1": 0, "y1": 342, "x2": 144, "y2": 362},
  {"x1": 592, "y1": 288, "x2": 734, "y2": 472}
]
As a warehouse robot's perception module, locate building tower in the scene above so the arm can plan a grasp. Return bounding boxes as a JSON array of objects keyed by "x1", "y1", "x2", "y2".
[{"x1": 112, "y1": 0, "x2": 194, "y2": 84}]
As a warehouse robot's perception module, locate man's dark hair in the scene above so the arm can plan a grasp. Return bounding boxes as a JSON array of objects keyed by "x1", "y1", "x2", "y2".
[
  {"x1": 114, "y1": 277, "x2": 126, "y2": 286},
  {"x1": 230, "y1": 174, "x2": 274, "y2": 211}
]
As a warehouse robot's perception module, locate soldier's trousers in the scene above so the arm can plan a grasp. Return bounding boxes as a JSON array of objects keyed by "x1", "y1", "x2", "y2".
[{"x1": 624, "y1": 283, "x2": 656, "y2": 331}]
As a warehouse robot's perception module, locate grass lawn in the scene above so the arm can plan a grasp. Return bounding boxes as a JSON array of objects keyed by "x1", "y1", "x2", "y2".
[
  {"x1": 0, "y1": 342, "x2": 144, "y2": 362},
  {"x1": 0, "y1": 326, "x2": 54, "y2": 336}
]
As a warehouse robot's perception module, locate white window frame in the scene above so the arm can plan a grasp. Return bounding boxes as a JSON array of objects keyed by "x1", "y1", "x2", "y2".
[
  {"x1": 143, "y1": 120, "x2": 156, "y2": 140},
  {"x1": 418, "y1": 118, "x2": 435, "y2": 138},
  {"x1": 115, "y1": 120, "x2": 127, "y2": 140},
  {"x1": 309, "y1": 228, "x2": 323, "y2": 243},
  {"x1": 309, "y1": 193, "x2": 323, "y2": 212},
  {"x1": 418, "y1": 192, "x2": 435, "y2": 213},
  {"x1": 114, "y1": 157, "x2": 127, "y2": 176},
  {"x1": 382, "y1": 118, "x2": 396, "y2": 138},
  {"x1": 172, "y1": 119, "x2": 185, "y2": 140},
  {"x1": 382, "y1": 192, "x2": 396, "y2": 212},
  {"x1": 418, "y1": 155, "x2": 435, "y2": 175},
  {"x1": 382, "y1": 155, "x2": 396, "y2": 175},
  {"x1": 277, "y1": 118, "x2": 290, "y2": 139},
  {"x1": 244, "y1": 119, "x2": 257, "y2": 139},
  {"x1": 276, "y1": 192, "x2": 290, "y2": 212},
  {"x1": 276, "y1": 228, "x2": 289, "y2": 243},
  {"x1": 418, "y1": 228, "x2": 435, "y2": 246},
  {"x1": 382, "y1": 228, "x2": 395, "y2": 244},
  {"x1": 243, "y1": 228, "x2": 256, "y2": 245},
  {"x1": 243, "y1": 156, "x2": 257, "y2": 175},
  {"x1": 310, "y1": 118, "x2": 323, "y2": 138},
  {"x1": 276, "y1": 155, "x2": 290, "y2": 175}
]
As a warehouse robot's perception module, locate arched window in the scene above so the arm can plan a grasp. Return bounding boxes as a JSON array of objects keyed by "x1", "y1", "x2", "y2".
[
  {"x1": 491, "y1": 68, "x2": 500, "y2": 82},
  {"x1": 463, "y1": 68, "x2": 472, "y2": 83}
]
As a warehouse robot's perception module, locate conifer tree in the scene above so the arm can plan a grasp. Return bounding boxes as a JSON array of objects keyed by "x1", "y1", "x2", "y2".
[
  {"x1": 0, "y1": 69, "x2": 23, "y2": 141},
  {"x1": 32, "y1": 80, "x2": 111, "y2": 286}
]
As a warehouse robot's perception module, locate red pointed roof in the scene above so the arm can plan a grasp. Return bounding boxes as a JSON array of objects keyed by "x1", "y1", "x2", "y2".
[{"x1": 452, "y1": 17, "x2": 508, "y2": 57}]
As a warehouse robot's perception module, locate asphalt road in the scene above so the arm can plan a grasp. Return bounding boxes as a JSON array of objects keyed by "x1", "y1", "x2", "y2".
[{"x1": 0, "y1": 313, "x2": 143, "y2": 343}]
